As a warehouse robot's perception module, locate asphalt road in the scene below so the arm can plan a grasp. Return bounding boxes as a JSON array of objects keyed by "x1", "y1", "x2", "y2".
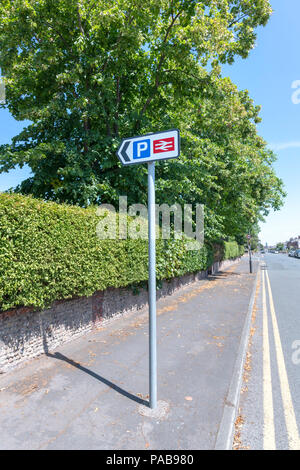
[{"x1": 236, "y1": 252, "x2": 300, "y2": 450}]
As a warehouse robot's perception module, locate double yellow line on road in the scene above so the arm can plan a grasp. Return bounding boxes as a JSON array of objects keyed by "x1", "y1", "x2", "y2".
[
  {"x1": 262, "y1": 265, "x2": 300, "y2": 450},
  {"x1": 262, "y1": 267, "x2": 275, "y2": 449}
]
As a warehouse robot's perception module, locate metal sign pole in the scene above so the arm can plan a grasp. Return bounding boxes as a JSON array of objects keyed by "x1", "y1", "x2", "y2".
[
  {"x1": 249, "y1": 243, "x2": 253, "y2": 273},
  {"x1": 117, "y1": 129, "x2": 180, "y2": 410},
  {"x1": 148, "y1": 161, "x2": 157, "y2": 409},
  {"x1": 247, "y1": 234, "x2": 252, "y2": 273}
]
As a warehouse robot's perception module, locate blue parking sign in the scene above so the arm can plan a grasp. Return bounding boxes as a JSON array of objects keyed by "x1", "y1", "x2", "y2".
[
  {"x1": 133, "y1": 139, "x2": 150, "y2": 159},
  {"x1": 117, "y1": 129, "x2": 179, "y2": 166}
]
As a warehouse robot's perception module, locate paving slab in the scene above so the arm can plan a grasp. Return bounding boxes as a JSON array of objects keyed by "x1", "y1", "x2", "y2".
[{"x1": 0, "y1": 257, "x2": 257, "y2": 450}]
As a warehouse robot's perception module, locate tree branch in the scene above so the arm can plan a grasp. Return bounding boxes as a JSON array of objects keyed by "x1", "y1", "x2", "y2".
[
  {"x1": 134, "y1": 8, "x2": 184, "y2": 131},
  {"x1": 77, "y1": 2, "x2": 86, "y2": 36},
  {"x1": 228, "y1": 13, "x2": 249, "y2": 29},
  {"x1": 113, "y1": 76, "x2": 121, "y2": 137}
]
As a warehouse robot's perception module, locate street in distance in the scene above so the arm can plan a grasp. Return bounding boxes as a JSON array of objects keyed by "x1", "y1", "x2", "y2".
[{"x1": 117, "y1": 129, "x2": 180, "y2": 166}]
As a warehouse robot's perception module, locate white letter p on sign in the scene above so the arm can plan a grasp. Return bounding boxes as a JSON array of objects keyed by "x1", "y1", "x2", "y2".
[{"x1": 137, "y1": 142, "x2": 148, "y2": 157}]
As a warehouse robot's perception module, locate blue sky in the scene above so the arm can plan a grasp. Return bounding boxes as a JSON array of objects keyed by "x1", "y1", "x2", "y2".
[
  {"x1": 0, "y1": 0, "x2": 299, "y2": 246},
  {"x1": 222, "y1": 0, "x2": 300, "y2": 246}
]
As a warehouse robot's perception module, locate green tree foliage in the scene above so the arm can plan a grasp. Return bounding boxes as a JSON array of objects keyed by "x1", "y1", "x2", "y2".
[{"x1": 0, "y1": 0, "x2": 284, "y2": 241}]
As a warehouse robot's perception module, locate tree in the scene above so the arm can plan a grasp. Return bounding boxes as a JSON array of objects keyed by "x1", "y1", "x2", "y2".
[{"x1": 0, "y1": 0, "x2": 284, "y2": 240}]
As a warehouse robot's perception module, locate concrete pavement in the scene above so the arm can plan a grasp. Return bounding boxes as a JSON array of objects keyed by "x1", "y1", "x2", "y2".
[{"x1": 0, "y1": 257, "x2": 258, "y2": 450}]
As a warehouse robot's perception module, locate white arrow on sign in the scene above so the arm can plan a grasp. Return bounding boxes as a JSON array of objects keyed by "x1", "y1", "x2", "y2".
[{"x1": 116, "y1": 129, "x2": 180, "y2": 166}]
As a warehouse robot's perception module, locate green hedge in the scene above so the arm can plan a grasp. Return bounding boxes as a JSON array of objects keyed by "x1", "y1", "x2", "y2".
[
  {"x1": 223, "y1": 241, "x2": 244, "y2": 260},
  {"x1": 0, "y1": 194, "x2": 214, "y2": 311}
]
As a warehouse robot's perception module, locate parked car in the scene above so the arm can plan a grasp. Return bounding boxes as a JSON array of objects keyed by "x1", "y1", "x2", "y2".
[
  {"x1": 289, "y1": 250, "x2": 295, "y2": 257},
  {"x1": 294, "y1": 249, "x2": 300, "y2": 258}
]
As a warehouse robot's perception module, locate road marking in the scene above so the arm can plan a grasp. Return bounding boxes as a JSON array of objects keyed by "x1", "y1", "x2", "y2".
[
  {"x1": 265, "y1": 269, "x2": 300, "y2": 450},
  {"x1": 262, "y1": 268, "x2": 276, "y2": 449}
]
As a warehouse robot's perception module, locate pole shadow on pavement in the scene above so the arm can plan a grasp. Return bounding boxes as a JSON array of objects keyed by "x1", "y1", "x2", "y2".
[
  {"x1": 40, "y1": 311, "x2": 149, "y2": 408},
  {"x1": 46, "y1": 351, "x2": 149, "y2": 407}
]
